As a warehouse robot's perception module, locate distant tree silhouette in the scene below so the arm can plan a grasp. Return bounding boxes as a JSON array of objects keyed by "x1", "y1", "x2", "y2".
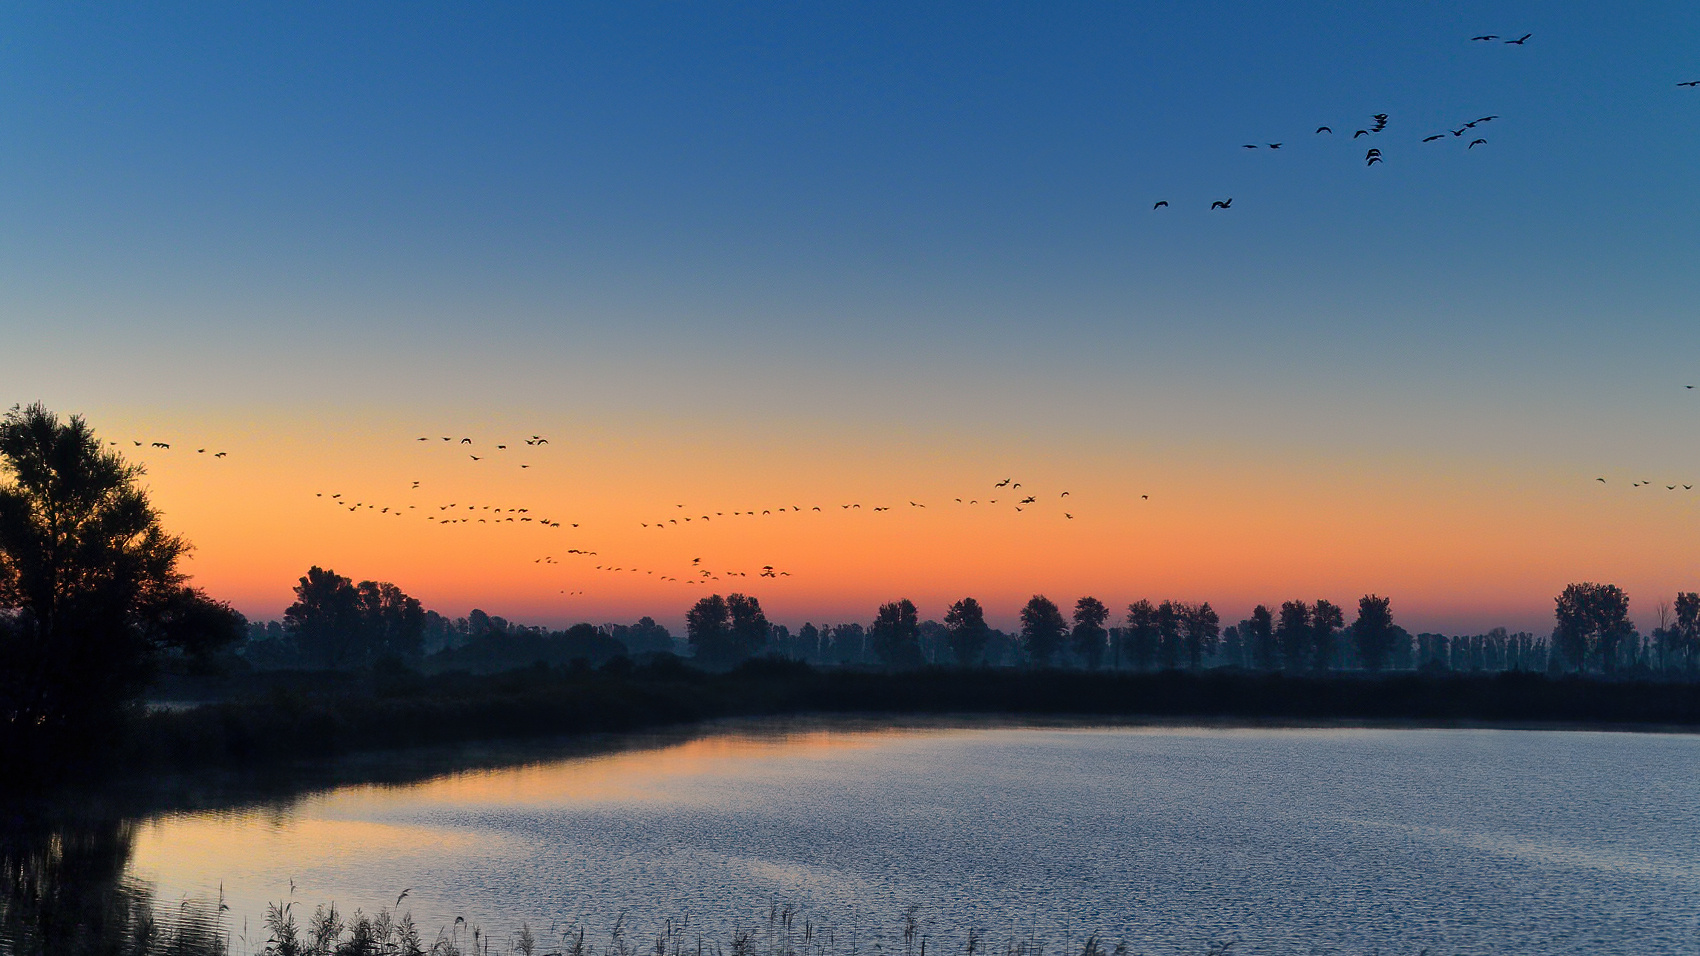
[
  {"x1": 726, "y1": 593, "x2": 770, "y2": 662},
  {"x1": 944, "y1": 597, "x2": 991, "y2": 666},
  {"x1": 1071, "y1": 596, "x2": 1109, "y2": 669},
  {"x1": 870, "y1": 598, "x2": 923, "y2": 667},
  {"x1": 1181, "y1": 602, "x2": 1220, "y2": 669},
  {"x1": 1311, "y1": 599, "x2": 1344, "y2": 672},
  {"x1": 0, "y1": 403, "x2": 241, "y2": 743},
  {"x1": 617, "y1": 616, "x2": 674, "y2": 655},
  {"x1": 685, "y1": 593, "x2": 769, "y2": 667},
  {"x1": 1676, "y1": 592, "x2": 1700, "y2": 674},
  {"x1": 829, "y1": 622, "x2": 865, "y2": 664},
  {"x1": 795, "y1": 622, "x2": 820, "y2": 660},
  {"x1": 1277, "y1": 601, "x2": 1312, "y2": 671},
  {"x1": 1553, "y1": 582, "x2": 1634, "y2": 674},
  {"x1": 1352, "y1": 595, "x2": 1395, "y2": 672},
  {"x1": 686, "y1": 594, "x2": 732, "y2": 665},
  {"x1": 1155, "y1": 600, "x2": 1183, "y2": 669},
  {"x1": 1019, "y1": 595, "x2": 1067, "y2": 667},
  {"x1": 1245, "y1": 605, "x2": 1277, "y2": 671},
  {"x1": 284, "y1": 568, "x2": 423, "y2": 668},
  {"x1": 1124, "y1": 600, "x2": 1159, "y2": 671}
]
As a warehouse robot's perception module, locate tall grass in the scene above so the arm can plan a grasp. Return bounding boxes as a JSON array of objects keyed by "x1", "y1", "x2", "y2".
[{"x1": 50, "y1": 895, "x2": 1257, "y2": 956}]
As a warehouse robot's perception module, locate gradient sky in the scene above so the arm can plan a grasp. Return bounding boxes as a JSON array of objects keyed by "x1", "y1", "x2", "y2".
[{"x1": 4, "y1": 1, "x2": 1698, "y2": 635}]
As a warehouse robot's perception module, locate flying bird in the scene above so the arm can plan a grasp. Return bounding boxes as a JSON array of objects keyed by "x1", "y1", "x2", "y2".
[
  {"x1": 1353, "y1": 130, "x2": 1369, "y2": 138},
  {"x1": 1316, "y1": 126, "x2": 1332, "y2": 134},
  {"x1": 1211, "y1": 198, "x2": 1232, "y2": 209},
  {"x1": 1242, "y1": 144, "x2": 1258, "y2": 149},
  {"x1": 1423, "y1": 134, "x2": 1444, "y2": 142},
  {"x1": 1680, "y1": 81, "x2": 1700, "y2": 87},
  {"x1": 1597, "y1": 478, "x2": 1606, "y2": 483},
  {"x1": 1471, "y1": 35, "x2": 1498, "y2": 41},
  {"x1": 1153, "y1": 200, "x2": 1168, "y2": 209},
  {"x1": 1505, "y1": 33, "x2": 1531, "y2": 44},
  {"x1": 1267, "y1": 143, "x2": 1282, "y2": 149},
  {"x1": 1477, "y1": 116, "x2": 1498, "y2": 122},
  {"x1": 1469, "y1": 138, "x2": 1487, "y2": 148}
]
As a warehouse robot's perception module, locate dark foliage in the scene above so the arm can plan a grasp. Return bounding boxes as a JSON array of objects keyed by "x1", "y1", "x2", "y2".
[{"x1": 0, "y1": 404, "x2": 240, "y2": 755}]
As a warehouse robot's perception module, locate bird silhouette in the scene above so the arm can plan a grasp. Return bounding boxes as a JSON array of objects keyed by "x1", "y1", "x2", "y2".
[
  {"x1": 1423, "y1": 134, "x2": 1444, "y2": 142},
  {"x1": 1243, "y1": 144, "x2": 1258, "y2": 149},
  {"x1": 1468, "y1": 138, "x2": 1487, "y2": 148},
  {"x1": 1477, "y1": 116, "x2": 1498, "y2": 123},
  {"x1": 1353, "y1": 129, "x2": 1369, "y2": 138},
  {"x1": 152, "y1": 442, "x2": 169, "y2": 449},
  {"x1": 1211, "y1": 198, "x2": 1232, "y2": 209},
  {"x1": 1064, "y1": 513, "x2": 1073, "y2": 519},
  {"x1": 469, "y1": 455, "x2": 481, "y2": 461},
  {"x1": 1597, "y1": 478, "x2": 1606, "y2": 483},
  {"x1": 1471, "y1": 35, "x2": 1498, "y2": 41},
  {"x1": 996, "y1": 478, "x2": 1011, "y2": 487},
  {"x1": 1268, "y1": 143, "x2": 1282, "y2": 149},
  {"x1": 1681, "y1": 81, "x2": 1700, "y2": 87},
  {"x1": 1316, "y1": 126, "x2": 1332, "y2": 134},
  {"x1": 214, "y1": 452, "x2": 227, "y2": 458},
  {"x1": 1153, "y1": 200, "x2": 1168, "y2": 209},
  {"x1": 1505, "y1": 33, "x2": 1531, "y2": 44},
  {"x1": 1060, "y1": 491, "x2": 1070, "y2": 497}
]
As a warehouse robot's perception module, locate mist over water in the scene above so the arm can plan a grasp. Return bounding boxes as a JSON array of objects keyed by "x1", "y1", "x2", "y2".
[{"x1": 102, "y1": 722, "x2": 1700, "y2": 954}]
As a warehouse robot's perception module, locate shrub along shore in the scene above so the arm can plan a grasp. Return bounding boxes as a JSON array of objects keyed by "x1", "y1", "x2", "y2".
[{"x1": 106, "y1": 660, "x2": 1700, "y2": 780}]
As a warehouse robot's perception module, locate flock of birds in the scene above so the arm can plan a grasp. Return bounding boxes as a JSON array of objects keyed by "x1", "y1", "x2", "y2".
[
  {"x1": 1593, "y1": 385, "x2": 1700, "y2": 493},
  {"x1": 1151, "y1": 32, "x2": 1700, "y2": 212},
  {"x1": 635, "y1": 478, "x2": 1090, "y2": 529},
  {"x1": 416, "y1": 434, "x2": 548, "y2": 469},
  {"x1": 109, "y1": 440, "x2": 228, "y2": 458}
]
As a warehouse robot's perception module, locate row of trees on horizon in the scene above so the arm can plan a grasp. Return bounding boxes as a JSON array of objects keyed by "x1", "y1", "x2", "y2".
[{"x1": 246, "y1": 565, "x2": 1700, "y2": 679}]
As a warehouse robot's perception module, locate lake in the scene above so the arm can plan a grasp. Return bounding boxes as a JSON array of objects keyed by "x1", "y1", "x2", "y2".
[{"x1": 22, "y1": 720, "x2": 1700, "y2": 954}]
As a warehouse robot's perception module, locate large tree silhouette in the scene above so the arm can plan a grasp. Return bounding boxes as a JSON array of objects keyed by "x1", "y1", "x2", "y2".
[
  {"x1": 1352, "y1": 595, "x2": 1395, "y2": 672},
  {"x1": 1553, "y1": 582, "x2": 1634, "y2": 673},
  {"x1": 1311, "y1": 599, "x2": 1344, "y2": 672},
  {"x1": 284, "y1": 568, "x2": 425, "y2": 668},
  {"x1": 1071, "y1": 596, "x2": 1109, "y2": 669},
  {"x1": 1019, "y1": 595, "x2": 1067, "y2": 667},
  {"x1": 1124, "y1": 600, "x2": 1159, "y2": 671},
  {"x1": 943, "y1": 597, "x2": 991, "y2": 666},
  {"x1": 689, "y1": 593, "x2": 768, "y2": 667},
  {"x1": 0, "y1": 403, "x2": 241, "y2": 744},
  {"x1": 1246, "y1": 605, "x2": 1277, "y2": 671},
  {"x1": 1276, "y1": 601, "x2": 1312, "y2": 671},
  {"x1": 1181, "y1": 602, "x2": 1220, "y2": 669},
  {"x1": 870, "y1": 598, "x2": 922, "y2": 667}
]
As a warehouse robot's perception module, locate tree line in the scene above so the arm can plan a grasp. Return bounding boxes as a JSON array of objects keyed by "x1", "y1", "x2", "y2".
[{"x1": 690, "y1": 585, "x2": 1700, "y2": 677}]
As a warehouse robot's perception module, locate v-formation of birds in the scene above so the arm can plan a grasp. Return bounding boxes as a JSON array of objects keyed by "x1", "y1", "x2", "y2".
[{"x1": 1147, "y1": 31, "x2": 1695, "y2": 212}]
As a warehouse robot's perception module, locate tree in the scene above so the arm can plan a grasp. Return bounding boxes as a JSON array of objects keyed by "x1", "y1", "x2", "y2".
[
  {"x1": 685, "y1": 594, "x2": 732, "y2": 665},
  {"x1": 1019, "y1": 595, "x2": 1067, "y2": 667},
  {"x1": 1676, "y1": 592, "x2": 1700, "y2": 674},
  {"x1": 1245, "y1": 605, "x2": 1277, "y2": 671},
  {"x1": 1071, "y1": 596, "x2": 1109, "y2": 669},
  {"x1": 1124, "y1": 600, "x2": 1159, "y2": 671},
  {"x1": 1181, "y1": 602, "x2": 1220, "y2": 669},
  {"x1": 284, "y1": 568, "x2": 425, "y2": 669},
  {"x1": 1553, "y1": 582, "x2": 1634, "y2": 673},
  {"x1": 1276, "y1": 601, "x2": 1311, "y2": 671},
  {"x1": 622, "y1": 616, "x2": 674, "y2": 655},
  {"x1": 726, "y1": 593, "x2": 769, "y2": 662},
  {"x1": 1155, "y1": 600, "x2": 1183, "y2": 670},
  {"x1": 0, "y1": 404, "x2": 240, "y2": 740},
  {"x1": 870, "y1": 598, "x2": 923, "y2": 667},
  {"x1": 1311, "y1": 599, "x2": 1344, "y2": 672},
  {"x1": 943, "y1": 597, "x2": 991, "y2": 666},
  {"x1": 1352, "y1": 595, "x2": 1395, "y2": 672}
]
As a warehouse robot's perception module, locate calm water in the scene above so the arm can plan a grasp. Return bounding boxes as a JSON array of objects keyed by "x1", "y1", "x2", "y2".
[{"x1": 103, "y1": 723, "x2": 1700, "y2": 953}]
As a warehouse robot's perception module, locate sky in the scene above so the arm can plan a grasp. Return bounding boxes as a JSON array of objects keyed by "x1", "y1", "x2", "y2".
[{"x1": 3, "y1": 1, "x2": 1698, "y2": 635}]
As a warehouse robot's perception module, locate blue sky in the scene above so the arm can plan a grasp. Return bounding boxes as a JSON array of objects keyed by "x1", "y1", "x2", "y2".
[{"x1": 3, "y1": 2, "x2": 1698, "y2": 630}]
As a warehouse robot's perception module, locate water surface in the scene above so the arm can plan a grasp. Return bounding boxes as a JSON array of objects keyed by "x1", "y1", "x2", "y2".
[{"x1": 116, "y1": 722, "x2": 1700, "y2": 953}]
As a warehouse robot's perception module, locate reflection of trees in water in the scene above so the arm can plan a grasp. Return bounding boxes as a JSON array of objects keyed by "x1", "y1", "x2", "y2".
[{"x1": 0, "y1": 818, "x2": 225, "y2": 956}]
